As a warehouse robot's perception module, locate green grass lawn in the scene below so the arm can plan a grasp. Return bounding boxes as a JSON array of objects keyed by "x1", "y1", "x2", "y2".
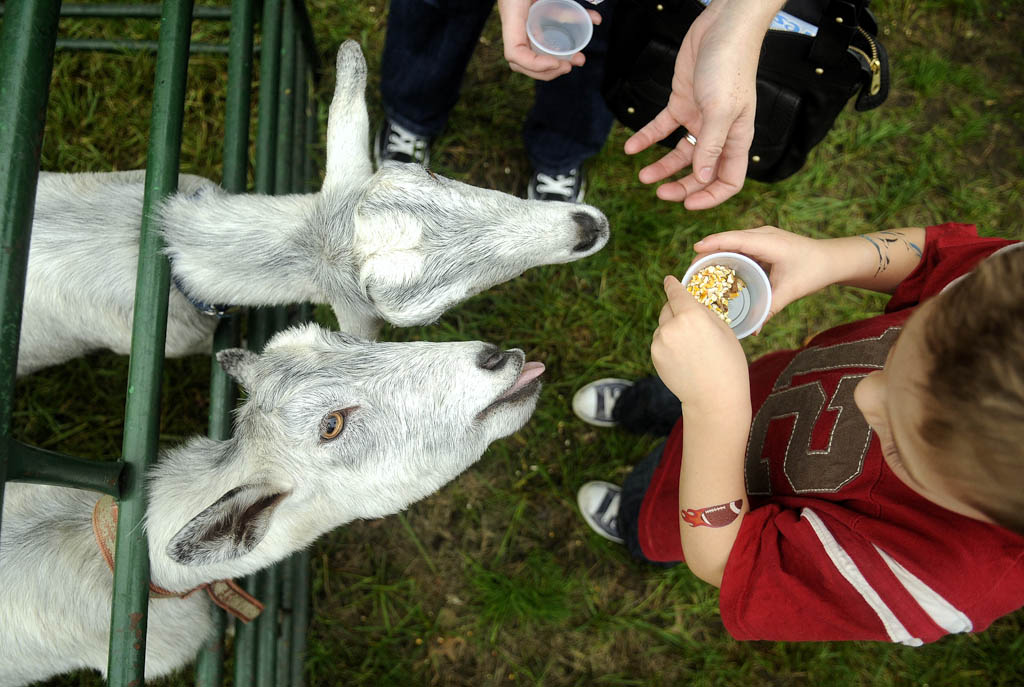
[{"x1": 15, "y1": 0, "x2": 1024, "y2": 685}]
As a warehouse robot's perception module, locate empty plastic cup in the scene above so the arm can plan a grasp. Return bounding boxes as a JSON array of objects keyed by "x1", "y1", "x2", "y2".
[
  {"x1": 681, "y1": 252, "x2": 772, "y2": 339},
  {"x1": 526, "y1": 0, "x2": 593, "y2": 58}
]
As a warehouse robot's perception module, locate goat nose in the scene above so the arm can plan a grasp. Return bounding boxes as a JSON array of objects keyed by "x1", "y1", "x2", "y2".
[
  {"x1": 477, "y1": 344, "x2": 508, "y2": 371},
  {"x1": 572, "y1": 210, "x2": 605, "y2": 253}
]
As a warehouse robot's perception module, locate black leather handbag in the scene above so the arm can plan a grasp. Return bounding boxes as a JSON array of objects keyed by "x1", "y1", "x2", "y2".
[{"x1": 601, "y1": 0, "x2": 890, "y2": 182}]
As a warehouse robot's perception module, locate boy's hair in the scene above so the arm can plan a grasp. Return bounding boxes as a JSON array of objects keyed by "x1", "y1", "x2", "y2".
[{"x1": 920, "y1": 245, "x2": 1024, "y2": 535}]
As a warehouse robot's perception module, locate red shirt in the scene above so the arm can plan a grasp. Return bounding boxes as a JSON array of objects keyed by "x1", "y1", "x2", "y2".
[{"x1": 637, "y1": 224, "x2": 1024, "y2": 643}]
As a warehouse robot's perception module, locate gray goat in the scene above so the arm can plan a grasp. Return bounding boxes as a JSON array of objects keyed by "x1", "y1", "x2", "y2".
[
  {"x1": 18, "y1": 40, "x2": 608, "y2": 375},
  {"x1": 0, "y1": 322, "x2": 546, "y2": 685}
]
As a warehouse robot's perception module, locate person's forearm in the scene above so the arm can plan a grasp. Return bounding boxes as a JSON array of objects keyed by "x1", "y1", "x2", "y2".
[
  {"x1": 678, "y1": 407, "x2": 751, "y2": 588},
  {"x1": 709, "y1": 0, "x2": 788, "y2": 32},
  {"x1": 821, "y1": 227, "x2": 927, "y2": 294}
]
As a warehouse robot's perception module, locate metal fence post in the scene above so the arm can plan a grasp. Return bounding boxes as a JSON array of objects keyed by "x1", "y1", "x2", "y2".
[
  {"x1": 255, "y1": 1, "x2": 296, "y2": 678},
  {"x1": 235, "y1": 0, "x2": 283, "y2": 684},
  {"x1": 107, "y1": 2, "x2": 195, "y2": 684},
  {"x1": 246, "y1": 0, "x2": 283, "y2": 354},
  {"x1": 288, "y1": 41, "x2": 314, "y2": 687},
  {"x1": 0, "y1": 0, "x2": 63, "y2": 544},
  {"x1": 194, "y1": 0, "x2": 256, "y2": 684}
]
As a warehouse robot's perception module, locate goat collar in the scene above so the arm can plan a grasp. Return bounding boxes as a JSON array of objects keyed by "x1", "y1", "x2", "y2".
[
  {"x1": 92, "y1": 495, "x2": 263, "y2": 623},
  {"x1": 170, "y1": 270, "x2": 240, "y2": 319}
]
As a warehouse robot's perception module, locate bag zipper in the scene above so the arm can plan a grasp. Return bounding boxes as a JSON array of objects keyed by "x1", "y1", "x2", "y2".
[{"x1": 849, "y1": 26, "x2": 882, "y2": 95}]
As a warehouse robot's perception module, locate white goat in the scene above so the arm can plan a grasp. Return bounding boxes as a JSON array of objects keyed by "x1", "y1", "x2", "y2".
[
  {"x1": 0, "y1": 322, "x2": 546, "y2": 685},
  {"x1": 18, "y1": 40, "x2": 609, "y2": 376}
]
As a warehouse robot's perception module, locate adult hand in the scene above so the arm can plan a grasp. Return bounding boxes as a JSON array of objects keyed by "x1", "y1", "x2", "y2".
[
  {"x1": 693, "y1": 226, "x2": 833, "y2": 323},
  {"x1": 625, "y1": 0, "x2": 782, "y2": 210},
  {"x1": 651, "y1": 275, "x2": 749, "y2": 416},
  {"x1": 497, "y1": 0, "x2": 602, "y2": 81}
]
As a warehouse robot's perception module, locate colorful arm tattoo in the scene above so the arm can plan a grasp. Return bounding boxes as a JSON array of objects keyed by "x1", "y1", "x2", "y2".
[
  {"x1": 860, "y1": 231, "x2": 924, "y2": 276},
  {"x1": 681, "y1": 499, "x2": 744, "y2": 528}
]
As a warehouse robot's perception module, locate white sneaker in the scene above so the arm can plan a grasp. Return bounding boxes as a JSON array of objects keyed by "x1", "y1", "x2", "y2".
[
  {"x1": 571, "y1": 378, "x2": 633, "y2": 427},
  {"x1": 576, "y1": 481, "x2": 624, "y2": 544}
]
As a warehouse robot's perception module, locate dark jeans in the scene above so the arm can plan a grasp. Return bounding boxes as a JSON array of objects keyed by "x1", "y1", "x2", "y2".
[
  {"x1": 380, "y1": 0, "x2": 617, "y2": 173},
  {"x1": 619, "y1": 440, "x2": 678, "y2": 567}
]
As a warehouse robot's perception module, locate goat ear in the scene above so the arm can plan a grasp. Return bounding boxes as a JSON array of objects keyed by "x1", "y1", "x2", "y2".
[
  {"x1": 323, "y1": 40, "x2": 372, "y2": 190},
  {"x1": 216, "y1": 348, "x2": 258, "y2": 390},
  {"x1": 166, "y1": 485, "x2": 288, "y2": 566}
]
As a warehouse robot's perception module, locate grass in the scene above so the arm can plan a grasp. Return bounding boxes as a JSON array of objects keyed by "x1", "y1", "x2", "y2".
[{"x1": 12, "y1": 0, "x2": 1024, "y2": 685}]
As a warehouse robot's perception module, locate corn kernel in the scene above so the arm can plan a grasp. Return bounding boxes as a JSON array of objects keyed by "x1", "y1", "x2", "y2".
[{"x1": 685, "y1": 265, "x2": 746, "y2": 324}]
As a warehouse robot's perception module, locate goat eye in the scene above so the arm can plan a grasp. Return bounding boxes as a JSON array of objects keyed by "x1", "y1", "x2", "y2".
[{"x1": 319, "y1": 411, "x2": 345, "y2": 441}]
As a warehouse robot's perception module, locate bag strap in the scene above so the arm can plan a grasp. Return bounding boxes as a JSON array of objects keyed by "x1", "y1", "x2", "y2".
[{"x1": 808, "y1": 0, "x2": 859, "y2": 66}]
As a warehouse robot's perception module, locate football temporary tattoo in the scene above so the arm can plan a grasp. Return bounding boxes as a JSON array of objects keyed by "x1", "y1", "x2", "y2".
[{"x1": 681, "y1": 499, "x2": 744, "y2": 528}]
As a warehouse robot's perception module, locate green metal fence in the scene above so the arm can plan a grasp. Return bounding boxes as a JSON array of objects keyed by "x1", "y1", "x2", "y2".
[{"x1": 0, "y1": 1, "x2": 318, "y2": 684}]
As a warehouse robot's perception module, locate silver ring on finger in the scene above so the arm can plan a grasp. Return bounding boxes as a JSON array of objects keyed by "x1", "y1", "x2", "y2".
[{"x1": 684, "y1": 132, "x2": 698, "y2": 146}]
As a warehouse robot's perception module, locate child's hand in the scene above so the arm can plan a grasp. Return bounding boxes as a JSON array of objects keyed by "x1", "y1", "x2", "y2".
[
  {"x1": 651, "y1": 276, "x2": 750, "y2": 418},
  {"x1": 693, "y1": 226, "x2": 834, "y2": 323}
]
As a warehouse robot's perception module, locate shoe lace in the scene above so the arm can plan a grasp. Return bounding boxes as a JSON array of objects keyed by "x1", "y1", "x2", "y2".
[
  {"x1": 601, "y1": 385, "x2": 624, "y2": 403},
  {"x1": 597, "y1": 491, "x2": 621, "y2": 535},
  {"x1": 386, "y1": 123, "x2": 427, "y2": 162},
  {"x1": 534, "y1": 171, "x2": 577, "y2": 198},
  {"x1": 595, "y1": 384, "x2": 624, "y2": 419}
]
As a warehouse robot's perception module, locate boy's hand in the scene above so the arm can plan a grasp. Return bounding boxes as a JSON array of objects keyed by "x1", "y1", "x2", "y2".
[
  {"x1": 693, "y1": 226, "x2": 833, "y2": 323},
  {"x1": 652, "y1": 276, "x2": 750, "y2": 418}
]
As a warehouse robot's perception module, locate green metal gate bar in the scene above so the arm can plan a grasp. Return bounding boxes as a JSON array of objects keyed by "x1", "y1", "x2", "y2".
[
  {"x1": 107, "y1": 1, "x2": 195, "y2": 683},
  {"x1": 5, "y1": 440, "x2": 124, "y2": 496},
  {"x1": 54, "y1": 39, "x2": 236, "y2": 54},
  {"x1": 7, "y1": 3, "x2": 236, "y2": 19},
  {"x1": 194, "y1": 0, "x2": 256, "y2": 683},
  {"x1": 256, "y1": 1, "x2": 286, "y2": 683},
  {"x1": 0, "y1": 0, "x2": 320, "y2": 684},
  {"x1": 260, "y1": 7, "x2": 299, "y2": 685},
  {"x1": 0, "y1": 0, "x2": 63, "y2": 546}
]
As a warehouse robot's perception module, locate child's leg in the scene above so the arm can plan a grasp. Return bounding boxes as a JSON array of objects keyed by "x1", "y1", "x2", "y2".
[
  {"x1": 614, "y1": 376, "x2": 682, "y2": 436},
  {"x1": 578, "y1": 441, "x2": 678, "y2": 567},
  {"x1": 573, "y1": 375, "x2": 681, "y2": 435},
  {"x1": 617, "y1": 441, "x2": 678, "y2": 567}
]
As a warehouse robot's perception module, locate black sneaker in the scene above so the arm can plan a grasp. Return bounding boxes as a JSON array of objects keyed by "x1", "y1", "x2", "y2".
[
  {"x1": 577, "y1": 481, "x2": 625, "y2": 544},
  {"x1": 374, "y1": 119, "x2": 431, "y2": 168},
  {"x1": 527, "y1": 167, "x2": 586, "y2": 203}
]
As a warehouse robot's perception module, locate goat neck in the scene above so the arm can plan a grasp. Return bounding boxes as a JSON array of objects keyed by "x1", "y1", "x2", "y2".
[{"x1": 158, "y1": 188, "x2": 379, "y2": 338}]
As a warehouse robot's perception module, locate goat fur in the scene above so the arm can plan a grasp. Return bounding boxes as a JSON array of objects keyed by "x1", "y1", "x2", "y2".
[
  {"x1": 0, "y1": 323, "x2": 544, "y2": 685},
  {"x1": 17, "y1": 40, "x2": 609, "y2": 376}
]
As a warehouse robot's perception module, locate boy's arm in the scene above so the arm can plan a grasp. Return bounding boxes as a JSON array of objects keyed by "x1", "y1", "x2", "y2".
[
  {"x1": 825, "y1": 227, "x2": 926, "y2": 293},
  {"x1": 692, "y1": 226, "x2": 927, "y2": 323},
  {"x1": 652, "y1": 276, "x2": 751, "y2": 587},
  {"x1": 678, "y1": 407, "x2": 750, "y2": 587}
]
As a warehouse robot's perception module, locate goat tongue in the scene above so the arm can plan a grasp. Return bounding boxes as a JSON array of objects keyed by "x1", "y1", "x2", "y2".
[{"x1": 497, "y1": 361, "x2": 545, "y2": 399}]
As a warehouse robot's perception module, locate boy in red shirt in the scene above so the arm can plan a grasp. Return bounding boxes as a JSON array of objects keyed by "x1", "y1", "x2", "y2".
[{"x1": 574, "y1": 223, "x2": 1024, "y2": 643}]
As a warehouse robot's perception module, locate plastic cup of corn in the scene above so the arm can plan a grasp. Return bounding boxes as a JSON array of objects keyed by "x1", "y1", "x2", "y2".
[{"x1": 681, "y1": 252, "x2": 772, "y2": 339}]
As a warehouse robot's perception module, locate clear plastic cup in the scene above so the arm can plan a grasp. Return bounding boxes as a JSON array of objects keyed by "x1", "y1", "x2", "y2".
[
  {"x1": 681, "y1": 252, "x2": 772, "y2": 339},
  {"x1": 526, "y1": 0, "x2": 593, "y2": 58}
]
